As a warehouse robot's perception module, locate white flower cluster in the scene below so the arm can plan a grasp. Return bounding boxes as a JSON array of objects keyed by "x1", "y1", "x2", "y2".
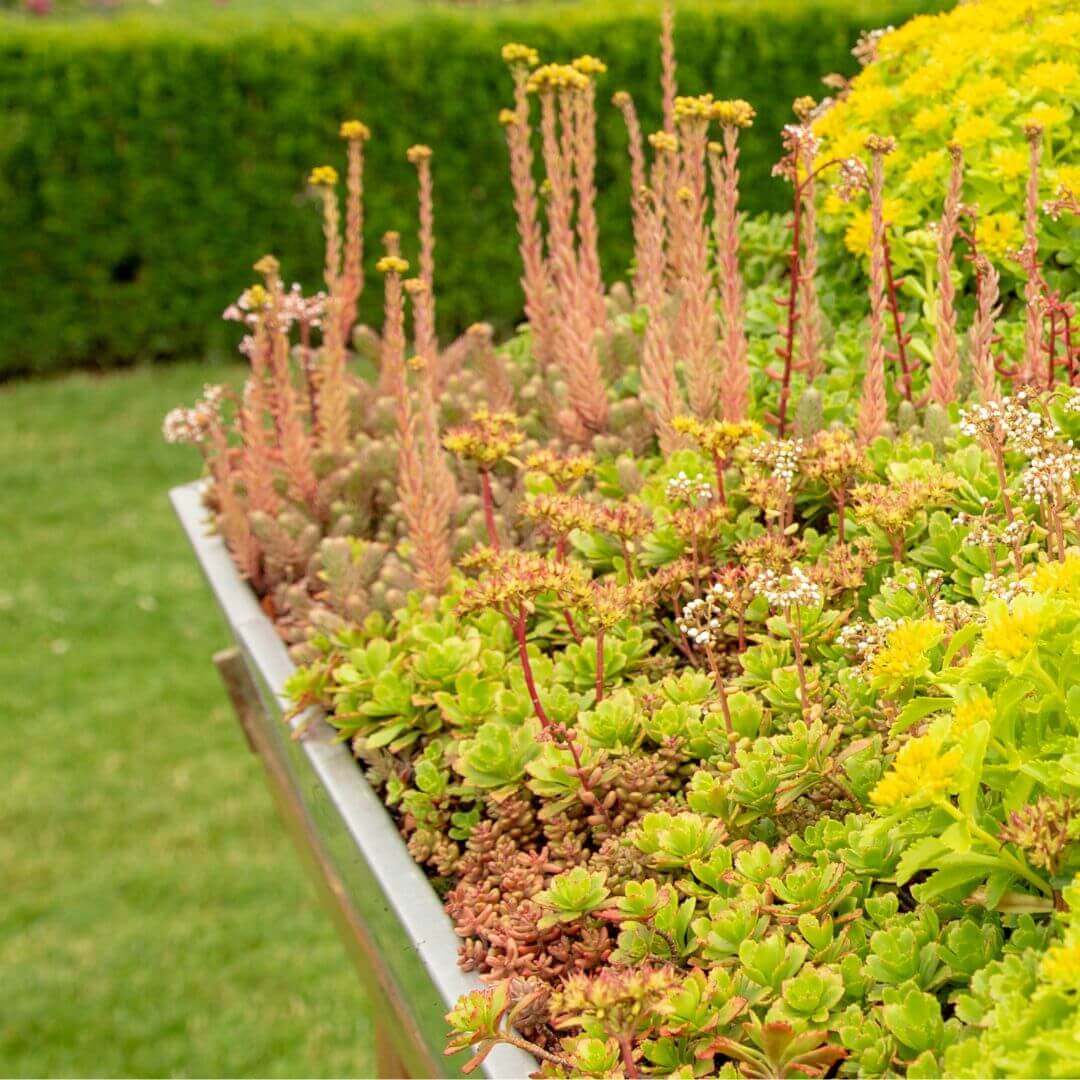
[
  {"x1": 678, "y1": 597, "x2": 720, "y2": 648},
  {"x1": 982, "y1": 573, "x2": 1032, "y2": 602},
  {"x1": 836, "y1": 156, "x2": 870, "y2": 202},
  {"x1": 1064, "y1": 388, "x2": 1080, "y2": 416},
  {"x1": 959, "y1": 393, "x2": 1059, "y2": 456},
  {"x1": 751, "y1": 564, "x2": 823, "y2": 610},
  {"x1": 1019, "y1": 446, "x2": 1080, "y2": 503},
  {"x1": 677, "y1": 581, "x2": 736, "y2": 648},
  {"x1": 955, "y1": 508, "x2": 1030, "y2": 548},
  {"x1": 751, "y1": 438, "x2": 804, "y2": 492},
  {"x1": 837, "y1": 616, "x2": 896, "y2": 661},
  {"x1": 162, "y1": 384, "x2": 225, "y2": 445},
  {"x1": 666, "y1": 471, "x2": 713, "y2": 506}
]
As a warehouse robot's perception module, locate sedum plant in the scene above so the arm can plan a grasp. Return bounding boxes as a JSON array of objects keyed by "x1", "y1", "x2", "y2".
[{"x1": 167, "y1": 0, "x2": 1080, "y2": 1075}]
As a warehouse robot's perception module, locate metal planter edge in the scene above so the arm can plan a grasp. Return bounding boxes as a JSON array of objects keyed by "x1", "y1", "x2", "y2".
[{"x1": 171, "y1": 480, "x2": 535, "y2": 1080}]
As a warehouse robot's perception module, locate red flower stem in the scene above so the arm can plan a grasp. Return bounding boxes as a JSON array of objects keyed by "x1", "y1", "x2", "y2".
[
  {"x1": 882, "y1": 231, "x2": 913, "y2": 402},
  {"x1": 712, "y1": 452, "x2": 728, "y2": 506},
  {"x1": 704, "y1": 641, "x2": 736, "y2": 760},
  {"x1": 512, "y1": 606, "x2": 611, "y2": 829},
  {"x1": 1047, "y1": 309, "x2": 1058, "y2": 389},
  {"x1": 554, "y1": 534, "x2": 583, "y2": 642},
  {"x1": 776, "y1": 186, "x2": 802, "y2": 439},
  {"x1": 512, "y1": 606, "x2": 550, "y2": 727},
  {"x1": 480, "y1": 468, "x2": 500, "y2": 549}
]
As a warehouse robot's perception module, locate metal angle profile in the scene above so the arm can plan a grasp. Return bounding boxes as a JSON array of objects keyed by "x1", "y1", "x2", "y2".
[{"x1": 171, "y1": 480, "x2": 535, "y2": 1080}]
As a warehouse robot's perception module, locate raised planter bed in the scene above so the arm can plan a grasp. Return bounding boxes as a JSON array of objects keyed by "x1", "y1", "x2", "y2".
[{"x1": 171, "y1": 480, "x2": 536, "y2": 1080}]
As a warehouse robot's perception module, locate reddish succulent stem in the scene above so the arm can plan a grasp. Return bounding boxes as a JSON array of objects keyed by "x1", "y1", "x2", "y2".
[
  {"x1": 512, "y1": 605, "x2": 611, "y2": 829},
  {"x1": 513, "y1": 606, "x2": 550, "y2": 727},
  {"x1": 712, "y1": 452, "x2": 728, "y2": 507},
  {"x1": 775, "y1": 188, "x2": 803, "y2": 438},
  {"x1": 703, "y1": 641, "x2": 736, "y2": 760},
  {"x1": 1047, "y1": 308, "x2": 1059, "y2": 389},
  {"x1": 480, "y1": 469, "x2": 500, "y2": 550},
  {"x1": 882, "y1": 232, "x2": 914, "y2": 403},
  {"x1": 618, "y1": 1034, "x2": 641, "y2": 1080},
  {"x1": 670, "y1": 594, "x2": 695, "y2": 662}
]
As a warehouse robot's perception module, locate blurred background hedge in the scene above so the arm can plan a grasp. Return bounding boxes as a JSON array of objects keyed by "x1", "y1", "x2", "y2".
[{"x1": 0, "y1": 0, "x2": 946, "y2": 376}]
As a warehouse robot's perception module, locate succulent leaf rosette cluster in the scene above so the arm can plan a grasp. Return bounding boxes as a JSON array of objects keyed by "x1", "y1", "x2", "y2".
[{"x1": 166, "y1": 0, "x2": 1080, "y2": 1075}]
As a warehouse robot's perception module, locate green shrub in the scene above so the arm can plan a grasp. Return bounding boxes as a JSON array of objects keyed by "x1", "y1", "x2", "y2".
[{"x1": 0, "y1": 0, "x2": 947, "y2": 375}]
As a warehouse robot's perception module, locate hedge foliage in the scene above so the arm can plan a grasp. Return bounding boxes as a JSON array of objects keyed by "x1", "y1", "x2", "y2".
[{"x1": 0, "y1": 0, "x2": 947, "y2": 375}]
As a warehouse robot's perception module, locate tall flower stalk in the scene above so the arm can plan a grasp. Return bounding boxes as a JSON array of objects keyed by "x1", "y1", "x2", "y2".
[
  {"x1": 674, "y1": 95, "x2": 720, "y2": 420},
  {"x1": 793, "y1": 96, "x2": 824, "y2": 383},
  {"x1": 969, "y1": 255, "x2": 1002, "y2": 403},
  {"x1": 500, "y1": 45, "x2": 555, "y2": 374},
  {"x1": 529, "y1": 63, "x2": 609, "y2": 438},
  {"x1": 407, "y1": 145, "x2": 438, "y2": 367},
  {"x1": 709, "y1": 99, "x2": 755, "y2": 421},
  {"x1": 338, "y1": 120, "x2": 370, "y2": 342},
  {"x1": 309, "y1": 165, "x2": 349, "y2": 455},
  {"x1": 1020, "y1": 124, "x2": 1044, "y2": 388},
  {"x1": 856, "y1": 136, "x2": 894, "y2": 445},
  {"x1": 929, "y1": 143, "x2": 963, "y2": 406}
]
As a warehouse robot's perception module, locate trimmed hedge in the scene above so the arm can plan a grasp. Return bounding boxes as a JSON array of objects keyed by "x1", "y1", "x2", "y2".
[{"x1": 0, "y1": 0, "x2": 948, "y2": 375}]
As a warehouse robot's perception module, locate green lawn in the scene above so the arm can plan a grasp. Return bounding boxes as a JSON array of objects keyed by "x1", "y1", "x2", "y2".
[{"x1": 0, "y1": 362, "x2": 374, "y2": 1077}]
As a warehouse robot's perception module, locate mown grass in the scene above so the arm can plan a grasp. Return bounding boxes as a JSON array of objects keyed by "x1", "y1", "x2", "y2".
[{"x1": 0, "y1": 362, "x2": 373, "y2": 1077}]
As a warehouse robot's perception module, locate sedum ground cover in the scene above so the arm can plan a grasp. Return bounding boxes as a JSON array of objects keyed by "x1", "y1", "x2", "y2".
[
  {"x1": 164, "y1": 0, "x2": 1080, "y2": 1073},
  {"x1": 0, "y1": 362, "x2": 373, "y2": 1077}
]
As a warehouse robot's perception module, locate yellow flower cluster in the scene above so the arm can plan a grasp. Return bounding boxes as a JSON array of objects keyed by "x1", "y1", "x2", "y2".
[
  {"x1": 375, "y1": 255, "x2": 410, "y2": 275},
  {"x1": 572, "y1": 55, "x2": 607, "y2": 76},
  {"x1": 869, "y1": 619, "x2": 943, "y2": 691},
  {"x1": 870, "y1": 731, "x2": 963, "y2": 809},
  {"x1": 712, "y1": 99, "x2": 756, "y2": 129},
  {"x1": 815, "y1": 0, "x2": 1078, "y2": 272},
  {"x1": 950, "y1": 689, "x2": 995, "y2": 738},
  {"x1": 648, "y1": 132, "x2": 679, "y2": 155},
  {"x1": 1039, "y1": 933, "x2": 1080, "y2": 991},
  {"x1": 501, "y1": 42, "x2": 539, "y2": 69},
  {"x1": 527, "y1": 63, "x2": 588, "y2": 95},
  {"x1": 982, "y1": 594, "x2": 1045, "y2": 660},
  {"x1": 338, "y1": 119, "x2": 370, "y2": 142},
  {"x1": 307, "y1": 165, "x2": 339, "y2": 187},
  {"x1": 1029, "y1": 554, "x2": 1080, "y2": 598}
]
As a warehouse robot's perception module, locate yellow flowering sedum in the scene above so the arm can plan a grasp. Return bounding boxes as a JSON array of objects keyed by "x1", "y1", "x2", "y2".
[
  {"x1": 871, "y1": 731, "x2": 963, "y2": 809},
  {"x1": 307, "y1": 165, "x2": 339, "y2": 187},
  {"x1": 815, "y1": 0, "x2": 1078, "y2": 279},
  {"x1": 950, "y1": 690, "x2": 995, "y2": 738},
  {"x1": 982, "y1": 594, "x2": 1045, "y2": 660},
  {"x1": 1029, "y1": 555, "x2": 1080, "y2": 598},
  {"x1": 869, "y1": 619, "x2": 944, "y2": 691}
]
